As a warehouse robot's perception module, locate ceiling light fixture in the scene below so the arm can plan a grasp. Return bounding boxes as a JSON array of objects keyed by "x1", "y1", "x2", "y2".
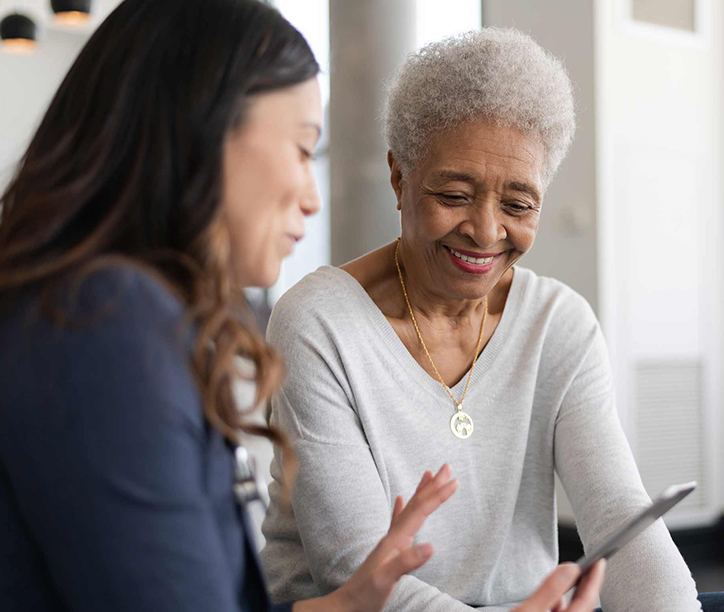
[
  {"x1": 51, "y1": 0, "x2": 92, "y2": 27},
  {"x1": 0, "y1": 12, "x2": 39, "y2": 54}
]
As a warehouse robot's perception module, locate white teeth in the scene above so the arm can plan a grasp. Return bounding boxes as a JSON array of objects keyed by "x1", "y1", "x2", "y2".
[{"x1": 448, "y1": 247, "x2": 494, "y2": 265}]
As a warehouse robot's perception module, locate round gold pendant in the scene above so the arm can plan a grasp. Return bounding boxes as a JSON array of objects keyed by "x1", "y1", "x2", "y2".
[{"x1": 450, "y1": 411, "x2": 474, "y2": 439}]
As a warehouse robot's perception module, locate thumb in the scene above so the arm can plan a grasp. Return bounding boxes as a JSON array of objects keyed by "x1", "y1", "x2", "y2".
[
  {"x1": 518, "y1": 564, "x2": 580, "y2": 611},
  {"x1": 379, "y1": 543, "x2": 434, "y2": 587}
]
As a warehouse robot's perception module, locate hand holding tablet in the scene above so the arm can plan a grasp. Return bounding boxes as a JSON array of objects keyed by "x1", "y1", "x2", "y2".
[
  {"x1": 576, "y1": 481, "x2": 697, "y2": 577},
  {"x1": 513, "y1": 481, "x2": 695, "y2": 612}
]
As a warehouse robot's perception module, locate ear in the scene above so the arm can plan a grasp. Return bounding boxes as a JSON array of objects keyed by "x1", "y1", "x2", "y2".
[{"x1": 388, "y1": 150, "x2": 404, "y2": 211}]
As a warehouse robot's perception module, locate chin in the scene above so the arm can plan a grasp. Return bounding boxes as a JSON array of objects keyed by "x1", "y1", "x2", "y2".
[
  {"x1": 235, "y1": 260, "x2": 281, "y2": 289},
  {"x1": 258, "y1": 262, "x2": 283, "y2": 289}
]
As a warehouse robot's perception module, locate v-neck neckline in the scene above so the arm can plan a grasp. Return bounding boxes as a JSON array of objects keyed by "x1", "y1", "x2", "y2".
[{"x1": 321, "y1": 265, "x2": 530, "y2": 404}]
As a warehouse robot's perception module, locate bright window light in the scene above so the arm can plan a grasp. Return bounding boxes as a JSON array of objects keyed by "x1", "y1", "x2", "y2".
[
  {"x1": 416, "y1": 0, "x2": 481, "y2": 47},
  {"x1": 272, "y1": 0, "x2": 330, "y2": 109}
]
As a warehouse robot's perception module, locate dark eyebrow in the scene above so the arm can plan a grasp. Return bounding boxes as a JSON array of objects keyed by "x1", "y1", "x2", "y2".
[{"x1": 507, "y1": 181, "x2": 541, "y2": 204}]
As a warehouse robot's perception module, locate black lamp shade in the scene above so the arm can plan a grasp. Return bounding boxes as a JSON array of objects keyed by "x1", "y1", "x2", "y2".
[
  {"x1": 51, "y1": 0, "x2": 92, "y2": 14},
  {"x1": 0, "y1": 13, "x2": 38, "y2": 41}
]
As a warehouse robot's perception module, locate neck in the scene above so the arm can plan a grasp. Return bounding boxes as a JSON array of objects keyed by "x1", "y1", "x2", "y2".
[{"x1": 395, "y1": 240, "x2": 489, "y2": 325}]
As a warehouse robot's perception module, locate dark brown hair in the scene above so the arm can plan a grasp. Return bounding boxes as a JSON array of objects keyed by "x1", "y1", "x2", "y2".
[{"x1": 0, "y1": 0, "x2": 319, "y2": 453}]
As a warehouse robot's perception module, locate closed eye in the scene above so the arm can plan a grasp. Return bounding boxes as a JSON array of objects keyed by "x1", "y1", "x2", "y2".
[
  {"x1": 438, "y1": 193, "x2": 470, "y2": 204},
  {"x1": 505, "y1": 202, "x2": 530, "y2": 214},
  {"x1": 299, "y1": 146, "x2": 316, "y2": 162}
]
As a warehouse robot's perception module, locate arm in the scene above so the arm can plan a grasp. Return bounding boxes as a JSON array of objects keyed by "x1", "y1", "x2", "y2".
[
  {"x1": 0, "y1": 277, "x2": 250, "y2": 612},
  {"x1": 264, "y1": 334, "x2": 482, "y2": 612},
  {"x1": 295, "y1": 465, "x2": 460, "y2": 612},
  {"x1": 554, "y1": 325, "x2": 700, "y2": 612}
]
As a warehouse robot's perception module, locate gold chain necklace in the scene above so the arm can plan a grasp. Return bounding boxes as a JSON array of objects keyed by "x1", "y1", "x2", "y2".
[{"x1": 394, "y1": 238, "x2": 487, "y2": 439}]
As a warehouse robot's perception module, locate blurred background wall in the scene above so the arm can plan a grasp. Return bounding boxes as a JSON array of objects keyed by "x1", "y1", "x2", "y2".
[{"x1": 1, "y1": 0, "x2": 722, "y2": 587}]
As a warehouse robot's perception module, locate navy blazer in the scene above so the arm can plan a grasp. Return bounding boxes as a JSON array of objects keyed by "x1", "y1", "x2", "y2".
[{"x1": 0, "y1": 268, "x2": 291, "y2": 612}]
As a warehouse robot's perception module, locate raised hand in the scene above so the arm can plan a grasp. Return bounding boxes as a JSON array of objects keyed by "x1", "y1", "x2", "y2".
[{"x1": 294, "y1": 464, "x2": 458, "y2": 612}]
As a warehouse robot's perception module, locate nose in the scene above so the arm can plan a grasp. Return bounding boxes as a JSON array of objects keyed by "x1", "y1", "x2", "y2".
[
  {"x1": 300, "y1": 172, "x2": 322, "y2": 217},
  {"x1": 459, "y1": 198, "x2": 507, "y2": 248}
]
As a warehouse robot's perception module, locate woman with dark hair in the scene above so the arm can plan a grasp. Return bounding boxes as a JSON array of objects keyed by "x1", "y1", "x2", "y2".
[{"x1": 0, "y1": 1, "x2": 604, "y2": 611}]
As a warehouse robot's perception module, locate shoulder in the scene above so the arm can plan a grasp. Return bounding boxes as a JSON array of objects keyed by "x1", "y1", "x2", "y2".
[
  {"x1": 510, "y1": 268, "x2": 607, "y2": 386},
  {"x1": 73, "y1": 265, "x2": 185, "y2": 325},
  {"x1": 515, "y1": 266, "x2": 599, "y2": 339},
  {"x1": 267, "y1": 266, "x2": 362, "y2": 345},
  {"x1": 0, "y1": 265, "x2": 186, "y2": 340},
  {"x1": 60, "y1": 266, "x2": 192, "y2": 378},
  {"x1": 0, "y1": 266, "x2": 200, "y2": 428}
]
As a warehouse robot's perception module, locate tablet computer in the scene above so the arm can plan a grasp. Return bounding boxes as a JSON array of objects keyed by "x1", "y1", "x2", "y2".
[{"x1": 576, "y1": 481, "x2": 697, "y2": 575}]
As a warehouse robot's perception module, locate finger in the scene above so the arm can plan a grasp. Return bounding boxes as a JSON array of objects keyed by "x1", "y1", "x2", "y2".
[
  {"x1": 378, "y1": 543, "x2": 434, "y2": 587},
  {"x1": 370, "y1": 478, "x2": 457, "y2": 567},
  {"x1": 391, "y1": 495, "x2": 405, "y2": 525},
  {"x1": 431, "y1": 463, "x2": 451, "y2": 484},
  {"x1": 517, "y1": 564, "x2": 580, "y2": 612},
  {"x1": 390, "y1": 469, "x2": 436, "y2": 530},
  {"x1": 389, "y1": 478, "x2": 458, "y2": 539},
  {"x1": 415, "y1": 470, "x2": 433, "y2": 494},
  {"x1": 415, "y1": 464, "x2": 450, "y2": 494},
  {"x1": 398, "y1": 476, "x2": 458, "y2": 528},
  {"x1": 551, "y1": 596, "x2": 568, "y2": 612},
  {"x1": 399, "y1": 464, "x2": 453, "y2": 515},
  {"x1": 568, "y1": 560, "x2": 606, "y2": 612}
]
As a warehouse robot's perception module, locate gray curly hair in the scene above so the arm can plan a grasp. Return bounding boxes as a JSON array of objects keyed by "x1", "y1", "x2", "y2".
[{"x1": 384, "y1": 28, "x2": 576, "y2": 189}]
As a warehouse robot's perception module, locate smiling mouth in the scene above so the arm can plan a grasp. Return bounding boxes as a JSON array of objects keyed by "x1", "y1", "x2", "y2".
[{"x1": 443, "y1": 245, "x2": 498, "y2": 265}]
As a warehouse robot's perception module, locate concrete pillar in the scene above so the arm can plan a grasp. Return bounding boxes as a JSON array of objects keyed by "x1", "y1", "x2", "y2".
[{"x1": 328, "y1": 0, "x2": 417, "y2": 265}]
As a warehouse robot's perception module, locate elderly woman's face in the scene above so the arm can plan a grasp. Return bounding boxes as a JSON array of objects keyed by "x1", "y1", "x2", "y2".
[{"x1": 394, "y1": 118, "x2": 545, "y2": 300}]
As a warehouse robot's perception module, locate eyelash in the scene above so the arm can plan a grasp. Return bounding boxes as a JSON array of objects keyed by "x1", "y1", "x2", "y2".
[
  {"x1": 299, "y1": 147, "x2": 316, "y2": 162},
  {"x1": 438, "y1": 194, "x2": 468, "y2": 204},
  {"x1": 505, "y1": 202, "x2": 530, "y2": 214},
  {"x1": 438, "y1": 194, "x2": 532, "y2": 215}
]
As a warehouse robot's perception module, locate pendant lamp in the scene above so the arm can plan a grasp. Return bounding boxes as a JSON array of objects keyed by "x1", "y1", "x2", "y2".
[
  {"x1": 0, "y1": 12, "x2": 38, "y2": 53},
  {"x1": 51, "y1": 0, "x2": 92, "y2": 26}
]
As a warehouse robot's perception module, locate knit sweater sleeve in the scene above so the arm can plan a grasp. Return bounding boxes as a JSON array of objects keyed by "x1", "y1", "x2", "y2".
[{"x1": 554, "y1": 321, "x2": 701, "y2": 612}]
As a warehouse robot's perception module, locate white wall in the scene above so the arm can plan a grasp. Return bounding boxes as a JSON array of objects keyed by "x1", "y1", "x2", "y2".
[
  {"x1": 267, "y1": 0, "x2": 331, "y2": 300},
  {"x1": 0, "y1": 0, "x2": 125, "y2": 192},
  {"x1": 483, "y1": 0, "x2": 724, "y2": 528},
  {"x1": 597, "y1": 0, "x2": 724, "y2": 527},
  {"x1": 0, "y1": 30, "x2": 87, "y2": 192}
]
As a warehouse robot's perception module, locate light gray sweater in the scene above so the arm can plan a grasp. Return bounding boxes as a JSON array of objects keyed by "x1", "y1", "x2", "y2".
[{"x1": 261, "y1": 265, "x2": 700, "y2": 611}]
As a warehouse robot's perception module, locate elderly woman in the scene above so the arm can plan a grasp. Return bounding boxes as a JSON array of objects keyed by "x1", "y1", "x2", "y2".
[{"x1": 260, "y1": 29, "x2": 702, "y2": 611}]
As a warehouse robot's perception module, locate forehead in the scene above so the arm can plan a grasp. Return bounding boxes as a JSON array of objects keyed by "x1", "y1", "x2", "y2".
[
  {"x1": 417, "y1": 119, "x2": 545, "y2": 192},
  {"x1": 244, "y1": 78, "x2": 323, "y2": 131}
]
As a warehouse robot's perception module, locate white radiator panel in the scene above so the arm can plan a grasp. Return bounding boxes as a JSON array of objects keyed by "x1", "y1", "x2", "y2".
[{"x1": 634, "y1": 360, "x2": 706, "y2": 514}]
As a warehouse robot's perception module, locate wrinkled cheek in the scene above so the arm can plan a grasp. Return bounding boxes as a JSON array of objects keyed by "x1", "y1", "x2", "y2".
[
  {"x1": 517, "y1": 218, "x2": 540, "y2": 254},
  {"x1": 419, "y1": 208, "x2": 458, "y2": 243}
]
